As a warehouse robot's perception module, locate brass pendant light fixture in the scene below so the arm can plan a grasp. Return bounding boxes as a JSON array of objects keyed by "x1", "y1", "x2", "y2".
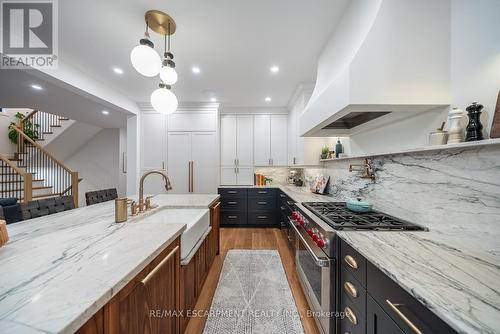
[{"x1": 130, "y1": 10, "x2": 178, "y2": 114}]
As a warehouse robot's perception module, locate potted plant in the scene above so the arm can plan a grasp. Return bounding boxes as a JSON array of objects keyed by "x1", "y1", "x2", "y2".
[
  {"x1": 8, "y1": 112, "x2": 39, "y2": 144},
  {"x1": 321, "y1": 146, "x2": 329, "y2": 159}
]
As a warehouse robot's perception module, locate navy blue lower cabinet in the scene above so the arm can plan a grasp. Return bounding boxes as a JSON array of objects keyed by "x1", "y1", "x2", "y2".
[
  {"x1": 218, "y1": 187, "x2": 278, "y2": 227},
  {"x1": 366, "y1": 295, "x2": 404, "y2": 334}
]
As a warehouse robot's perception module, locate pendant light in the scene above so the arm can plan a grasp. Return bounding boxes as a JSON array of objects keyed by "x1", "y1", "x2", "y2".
[
  {"x1": 151, "y1": 83, "x2": 178, "y2": 114},
  {"x1": 130, "y1": 21, "x2": 162, "y2": 77},
  {"x1": 159, "y1": 23, "x2": 178, "y2": 85}
]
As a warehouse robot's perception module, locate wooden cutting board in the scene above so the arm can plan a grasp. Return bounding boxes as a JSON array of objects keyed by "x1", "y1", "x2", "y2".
[{"x1": 491, "y1": 91, "x2": 500, "y2": 138}]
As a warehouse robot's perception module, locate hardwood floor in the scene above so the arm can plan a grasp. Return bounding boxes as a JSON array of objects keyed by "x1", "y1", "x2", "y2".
[{"x1": 184, "y1": 227, "x2": 320, "y2": 334}]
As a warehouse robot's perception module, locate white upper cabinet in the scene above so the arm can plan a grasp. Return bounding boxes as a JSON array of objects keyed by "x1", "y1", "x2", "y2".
[
  {"x1": 236, "y1": 115, "x2": 253, "y2": 167},
  {"x1": 191, "y1": 132, "x2": 217, "y2": 193},
  {"x1": 167, "y1": 132, "x2": 191, "y2": 194},
  {"x1": 253, "y1": 114, "x2": 287, "y2": 166},
  {"x1": 270, "y1": 114, "x2": 288, "y2": 166},
  {"x1": 253, "y1": 115, "x2": 271, "y2": 165},
  {"x1": 220, "y1": 115, "x2": 237, "y2": 166},
  {"x1": 141, "y1": 112, "x2": 166, "y2": 170},
  {"x1": 220, "y1": 114, "x2": 253, "y2": 185}
]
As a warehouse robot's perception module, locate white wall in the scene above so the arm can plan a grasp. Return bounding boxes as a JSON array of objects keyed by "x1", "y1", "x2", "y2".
[
  {"x1": 64, "y1": 129, "x2": 122, "y2": 207},
  {"x1": 451, "y1": 0, "x2": 500, "y2": 138},
  {"x1": 0, "y1": 109, "x2": 31, "y2": 155}
]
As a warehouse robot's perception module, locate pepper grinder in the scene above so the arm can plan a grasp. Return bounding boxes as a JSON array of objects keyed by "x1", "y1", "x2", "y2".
[{"x1": 465, "y1": 102, "x2": 484, "y2": 141}]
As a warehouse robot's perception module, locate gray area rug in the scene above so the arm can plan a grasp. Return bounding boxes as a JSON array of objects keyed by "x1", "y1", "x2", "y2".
[{"x1": 203, "y1": 249, "x2": 305, "y2": 334}]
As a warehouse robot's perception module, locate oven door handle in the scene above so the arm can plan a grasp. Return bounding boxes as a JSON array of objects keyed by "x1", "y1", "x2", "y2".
[{"x1": 288, "y1": 217, "x2": 331, "y2": 267}]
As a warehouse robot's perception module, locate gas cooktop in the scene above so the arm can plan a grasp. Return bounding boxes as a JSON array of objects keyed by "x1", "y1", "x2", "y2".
[{"x1": 302, "y1": 202, "x2": 426, "y2": 231}]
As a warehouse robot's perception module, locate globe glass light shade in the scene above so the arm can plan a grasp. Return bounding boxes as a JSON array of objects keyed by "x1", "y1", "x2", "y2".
[
  {"x1": 159, "y1": 66, "x2": 178, "y2": 85},
  {"x1": 130, "y1": 45, "x2": 161, "y2": 77},
  {"x1": 150, "y1": 88, "x2": 178, "y2": 114}
]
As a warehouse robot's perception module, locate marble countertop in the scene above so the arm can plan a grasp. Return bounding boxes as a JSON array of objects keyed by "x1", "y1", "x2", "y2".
[
  {"x1": 0, "y1": 193, "x2": 218, "y2": 334},
  {"x1": 277, "y1": 185, "x2": 500, "y2": 334}
]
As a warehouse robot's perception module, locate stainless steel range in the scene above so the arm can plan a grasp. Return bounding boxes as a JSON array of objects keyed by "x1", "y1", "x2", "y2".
[{"x1": 289, "y1": 201, "x2": 425, "y2": 334}]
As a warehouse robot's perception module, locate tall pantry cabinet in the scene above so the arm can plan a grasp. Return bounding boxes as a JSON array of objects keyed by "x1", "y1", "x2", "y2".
[
  {"x1": 220, "y1": 115, "x2": 254, "y2": 185},
  {"x1": 140, "y1": 104, "x2": 218, "y2": 194}
]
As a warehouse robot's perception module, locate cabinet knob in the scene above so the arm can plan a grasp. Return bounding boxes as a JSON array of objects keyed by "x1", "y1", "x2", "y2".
[
  {"x1": 344, "y1": 255, "x2": 358, "y2": 269},
  {"x1": 343, "y1": 281, "x2": 358, "y2": 298},
  {"x1": 344, "y1": 306, "x2": 357, "y2": 325}
]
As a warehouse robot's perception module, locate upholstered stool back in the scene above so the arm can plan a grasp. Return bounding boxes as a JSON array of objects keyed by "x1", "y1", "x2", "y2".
[
  {"x1": 19, "y1": 196, "x2": 75, "y2": 221},
  {"x1": 85, "y1": 188, "x2": 118, "y2": 206}
]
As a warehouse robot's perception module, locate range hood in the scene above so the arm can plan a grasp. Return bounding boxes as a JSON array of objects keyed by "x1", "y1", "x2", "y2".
[{"x1": 300, "y1": 0, "x2": 451, "y2": 137}]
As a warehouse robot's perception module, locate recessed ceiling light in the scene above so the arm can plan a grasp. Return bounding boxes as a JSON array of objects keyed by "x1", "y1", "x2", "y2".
[
  {"x1": 113, "y1": 67, "x2": 124, "y2": 74},
  {"x1": 192, "y1": 66, "x2": 201, "y2": 74},
  {"x1": 270, "y1": 66, "x2": 279, "y2": 73},
  {"x1": 210, "y1": 97, "x2": 217, "y2": 102},
  {"x1": 31, "y1": 84, "x2": 43, "y2": 90},
  {"x1": 265, "y1": 97, "x2": 272, "y2": 102},
  {"x1": 102, "y1": 110, "x2": 110, "y2": 115}
]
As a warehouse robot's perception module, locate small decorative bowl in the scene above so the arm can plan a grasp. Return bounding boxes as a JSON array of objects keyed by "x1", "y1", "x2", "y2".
[
  {"x1": 0, "y1": 220, "x2": 9, "y2": 248},
  {"x1": 346, "y1": 198, "x2": 373, "y2": 213}
]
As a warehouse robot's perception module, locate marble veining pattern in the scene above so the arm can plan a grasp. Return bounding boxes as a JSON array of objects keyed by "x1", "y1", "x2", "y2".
[
  {"x1": 0, "y1": 194, "x2": 217, "y2": 334},
  {"x1": 277, "y1": 143, "x2": 500, "y2": 334}
]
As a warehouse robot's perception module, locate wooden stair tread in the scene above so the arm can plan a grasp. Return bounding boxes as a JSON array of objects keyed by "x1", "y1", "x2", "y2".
[
  {"x1": 25, "y1": 193, "x2": 62, "y2": 200},
  {"x1": 50, "y1": 125, "x2": 61, "y2": 127},
  {"x1": 0, "y1": 186, "x2": 52, "y2": 193},
  {"x1": 0, "y1": 179, "x2": 44, "y2": 183}
]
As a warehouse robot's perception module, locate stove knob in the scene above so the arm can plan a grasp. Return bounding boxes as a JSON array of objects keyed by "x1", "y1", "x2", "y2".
[
  {"x1": 312, "y1": 234, "x2": 319, "y2": 242},
  {"x1": 292, "y1": 212, "x2": 298, "y2": 219},
  {"x1": 316, "y1": 239, "x2": 325, "y2": 248},
  {"x1": 307, "y1": 228, "x2": 313, "y2": 236},
  {"x1": 298, "y1": 218, "x2": 304, "y2": 226}
]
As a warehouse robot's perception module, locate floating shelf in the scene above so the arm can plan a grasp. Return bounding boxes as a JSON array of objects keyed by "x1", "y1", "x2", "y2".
[{"x1": 319, "y1": 138, "x2": 500, "y2": 162}]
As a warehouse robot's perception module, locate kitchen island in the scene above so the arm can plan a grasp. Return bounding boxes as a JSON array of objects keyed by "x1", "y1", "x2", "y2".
[
  {"x1": 277, "y1": 185, "x2": 500, "y2": 334},
  {"x1": 0, "y1": 194, "x2": 219, "y2": 334}
]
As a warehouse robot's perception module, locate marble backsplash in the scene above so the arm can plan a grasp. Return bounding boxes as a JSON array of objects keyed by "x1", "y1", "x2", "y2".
[{"x1": 257, "y1": 144, "x2": 500, "y2": 229}]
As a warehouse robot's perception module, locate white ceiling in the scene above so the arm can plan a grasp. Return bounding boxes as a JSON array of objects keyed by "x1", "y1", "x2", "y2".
[{"x1": 59, "y1": 0, "x2": 349, "y2": 107}]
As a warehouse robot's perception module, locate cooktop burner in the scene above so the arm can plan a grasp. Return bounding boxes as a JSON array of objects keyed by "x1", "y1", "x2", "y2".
[{"x1": 302, "y1": 202, "x2": 426, "y2": 231}]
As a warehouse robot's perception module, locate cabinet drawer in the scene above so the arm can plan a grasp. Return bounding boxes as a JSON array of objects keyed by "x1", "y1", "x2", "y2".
[
  {"x1": 367, "y1": 262, "x2": 457, "y2": 334},
  {"x1": 218, "y1": 188, "x2": 247, "y2": 198},
  {"x1": 248, "y1": 188, "x2": 276, "y2": 197},
  {"x1": 221, "y1": 198, "x2": 247, "y2": 212},
  {"x1": 341, "y1": 265, "x2": 367, "y2": 315},
  {"x1": 341, "y1": 239, "x2": 367, "y2": 286},
  {"x1": 248, "y1": 197, "x2": 276, "y2": 212},
  {"x1": 340, "y1": 292, "x2": 365, "y2": 334},
  {"x1": 220, "y1": 212, "x2": 247, "y2": 226},
  {"x1": 247, "y1": 212, "x2": 276, "y2": 226},
  {"x1": 367, "y1": 295, "x2": 404, "y2": 334}
]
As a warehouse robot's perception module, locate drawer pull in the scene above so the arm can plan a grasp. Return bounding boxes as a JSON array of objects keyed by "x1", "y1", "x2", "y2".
[
  {"x1": 386, "y1": 299, "x2": 423, "y2": 334},
  {"x1": 343, "y1": 281, "x2": 358, "y2": 298},
  {"x1": 227, "y1": 201, "x2": 237, "y2": 205},
  {"x1": 344, "y1": 306, "x2": 357, "y2": 325},
  {"x1": 228, "y1": 215, "x2": 237, "y2": 219},
  {"x1": 141, "y1": 246, "x2": 178, "y2": 286},
  {"x1": 344, "y1": 255, "x2": 358, "y2": 269},
  {"x1": 258, "y1": 201, "x2": 268, "y2": 205},
  {"x1": 258, "y1": 191, "x2": 268, "y2": 194},
  {"x1": 257, "y1": 215, "x2": 268, "y2": 219},
  {"x1": 227, "y1": 190, "x2": 237, "y2": 194}
]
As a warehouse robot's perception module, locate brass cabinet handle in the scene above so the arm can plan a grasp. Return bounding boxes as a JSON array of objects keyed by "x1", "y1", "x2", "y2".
[
  {"x1": 227, "y1": 201, "x2": 237, "y2": 205},
  {"x1": 257, "y1": 215, "x2": 268, "y2": 219},
  {"x1": 227, "y1": 190, "x2": 237, "y2": 194},
  {"x1": 386, "y1": 299, "x2": 423, "y2": 334},
  {"x1": 258, "y1": 191, "x2": 268, "y2": 194},
  {"x1": 141, "y1": 246, "x2": 179, "y2": 286},
  {"x1": 344, "y1": 255, "x2": 358, "y2": 269},
  {"x1": 228, "y1": 215, "x2": 237, "y2": 219},
  {"x1": 258, "y1": 201, "x2": 267, "y2": 205},
  {"x1": 344, "y1": 306, "x2": 357, "y2": 325},
  {"x1": 343, "y1": 281, "x2": 358, "y2": 298}
]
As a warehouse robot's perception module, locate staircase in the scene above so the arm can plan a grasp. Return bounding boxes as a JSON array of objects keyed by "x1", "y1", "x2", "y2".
[{"x1": 0, "y1": 111, "x2": 80, "y2": 207}]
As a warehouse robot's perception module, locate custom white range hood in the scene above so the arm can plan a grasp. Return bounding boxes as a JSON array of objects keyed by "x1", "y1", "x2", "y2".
[{"x1": 300, "y1": 0, "x2": 451, "y2": 137}]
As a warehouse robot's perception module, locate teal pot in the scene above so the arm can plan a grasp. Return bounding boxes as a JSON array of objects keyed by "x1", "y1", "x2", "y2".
[{"x1": 346, "y1": 198, "x2": 373, "y2": 213}]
